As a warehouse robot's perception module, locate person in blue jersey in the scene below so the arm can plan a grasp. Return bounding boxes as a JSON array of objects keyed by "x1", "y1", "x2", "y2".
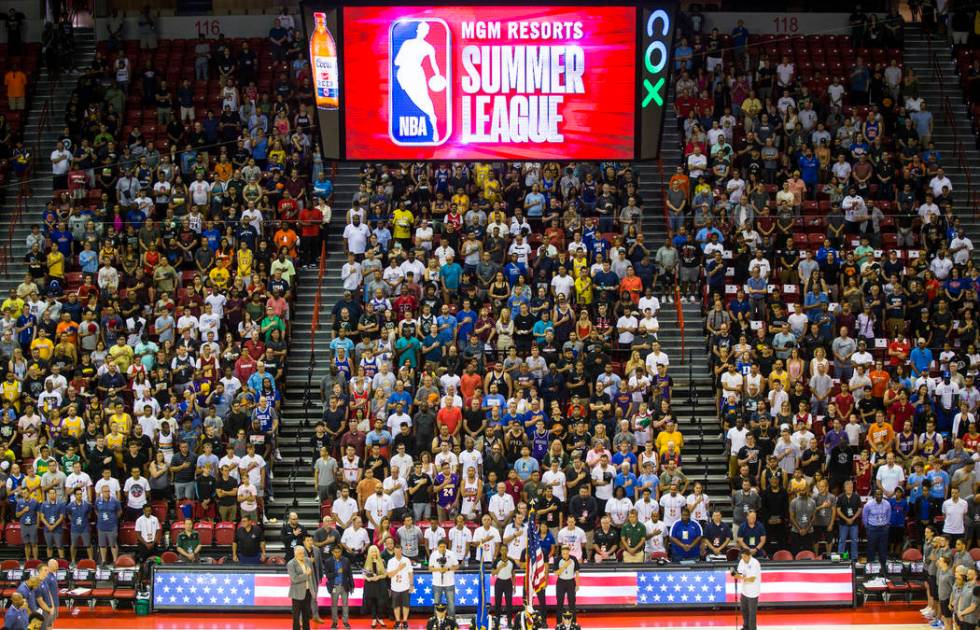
[
  {"x1": 668, "y1": 507, "x2": 703, "y2": 561},
  {"x1": 38, "y1": 487, "x2": 64, "y2": 561},
  {"x1": 65, "y1": 487, "x2": 94, "y2": 564},
  {"x1": 14, "y1": 486, "x2": 40, "y2": 562},
  {"x1": 4, "y1": 592, "x2": 30, "y2": 630},
  {"x1": 94, "y1": 484, "x2": 122, "y2": 565}
]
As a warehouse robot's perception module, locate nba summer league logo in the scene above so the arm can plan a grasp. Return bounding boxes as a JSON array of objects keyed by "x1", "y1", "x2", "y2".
[{"x1": 389, "y1": 18, "x2": 452, "y2": 146}]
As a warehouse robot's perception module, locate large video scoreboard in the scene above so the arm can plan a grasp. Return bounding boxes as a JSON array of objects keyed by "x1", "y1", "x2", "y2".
[{"x1": 302, "y1": 0, "x2": 677, "y2": 161}]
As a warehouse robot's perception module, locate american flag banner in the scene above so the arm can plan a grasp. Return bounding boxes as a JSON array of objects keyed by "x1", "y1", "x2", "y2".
[
  {"x1": 634, "y1": 566, "x2": 855, "y2": 605},
  {"x1": 525, "y1": 511, "x2": 548, "y2": 594},
  {"x1": 153, "y1": 570, "x2": 367, "y2": 609},
  {"x1": 151, "y1": 565, "x2": 853, "y2": 612}
]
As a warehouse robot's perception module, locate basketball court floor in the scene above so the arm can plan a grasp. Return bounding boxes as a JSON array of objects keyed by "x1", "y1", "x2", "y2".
[{"x1": 47, "y1": 604, "x2": 928, "y2": 629}]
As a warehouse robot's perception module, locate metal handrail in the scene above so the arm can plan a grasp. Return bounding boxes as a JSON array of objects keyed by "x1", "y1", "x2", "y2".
[{"x1": 926, "y1": 32, "x2": 977, "y2": 218}]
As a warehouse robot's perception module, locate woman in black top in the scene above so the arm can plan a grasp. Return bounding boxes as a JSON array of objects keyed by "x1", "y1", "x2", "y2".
[{"x1": 362, "y1": 545, "x2": 390, "y2": 628}]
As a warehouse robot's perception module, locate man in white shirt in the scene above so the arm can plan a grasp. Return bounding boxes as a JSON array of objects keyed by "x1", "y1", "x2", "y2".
[
  {"x1": 943, "y1": 487, "x2": 969, "y2": 541},
  {"x1": 382, "y1": 468, "x2": 408, "y2": 513},
  {"x1": 134, "y1": 504, "x2": 160, "y2": 563},
  {"x1": 644, "y1": 511, "x2": 666, "y2": 557},
  {"x1": 446, "y1": 516, "x2": 473, "y2": 564},
  {"x1": 503, "y1": 513, "x2": 528, "y2": 562},
  {"x1": 50, "y1": 141, "x2": 71, "y2": 188},
  {"x1": 473, "y1": 514, "x2": 501, "y2": 562},
  {"x1": 638, "y1": 291, "x2": 661, "y2": 318},
  {"x1": 332, "y1": 487, "x2": 359, "y2": 531},
  {"x1": 340, "y1": 516, "x2": 370, "y2": 562},
  {"x1": 364, "y1": 485, "x2": 394, "y2": 533},
  {"x1": 950, "y1": 231, "x2": 974, "y2": 266},
  {"x1": 429, "y1": 539, "x2": 459, "y2": 616},
  {"x1": 342, "y1": 217, "x2": 371, "y2": 255},
  {"x1": 875, "y1": 453, "x2": 906, "y2": 498},
  {"x1": 929, "y1": 168, "x2": 953, "y2": 198},
  {"x1": 734, "y1": 549, "x2": 762, "y2": 630},
  {"x1": 341, "y1": 255, "x2": 363, "y2": 293},
  {"x1": 659, "y1": 483, "x2": 686, "y2": 529},
  {"x1": 776, "y1": 57, "x2": 795, "y2": 87},
  {"x1": 616, "y1": 311, "x2": 639, "y2": 346},
  {"x1": 488, "y1": 483, "x2": 515, "y2": 531},
  {"x1": 65, "y1": 462, "x2": 93, "y2": 501},
  {"x1": 238, "y1": 443, "x2": 266, "y2": 497},
  {"x1": 122, "y1": 468, "x2": 151, "y2": 521},
  {"x1": 550, "y1": 267, "x2": 574, "y2": 300},
  {"x1": 389, "y1": 445, "x2": 413, "y2": 480},
  {"x1": 645, "y1": 342, "x2": 670, "y2": 374},
  {"x1": 686, "y1": 147, "x2": 707, "y2": 179},
  {"x1": 386, "y1": 544, "x2": 414, "y2": 628},
  {"x1": 458, "y1": 441, "x2": 483, "y2": 479},
  {"x1": 930, "y1": 250, "x2": 954, "y2": 281},
  {"x1": 534, "y1": 451, "x2": 562, "y2": 494},
  {"x1": 555, "y1": 517, "x2": 587, "y2": 562}
]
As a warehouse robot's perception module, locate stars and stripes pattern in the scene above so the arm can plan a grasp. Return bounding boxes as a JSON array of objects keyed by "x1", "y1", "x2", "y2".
[
  {"x1": 151, "y1": 566, "x2": 853, "y2": 611},
  {"x1": 525, "y1": 511, "x2": 548, "y2": 594},
  {"x1": 411, "y1": 572, "x2": 489, "y2": 607}
]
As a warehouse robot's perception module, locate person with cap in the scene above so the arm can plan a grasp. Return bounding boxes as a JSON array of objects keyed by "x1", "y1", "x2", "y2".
[
  {"x1": 425, "y1": 602, "x2": 459, "y2": 630},
  {"x1": 733, "y1": 547, "x2": 762, "y2": 630},
  {"x1": 554, "y1": 609, "x2": 581, "y2": 630}
]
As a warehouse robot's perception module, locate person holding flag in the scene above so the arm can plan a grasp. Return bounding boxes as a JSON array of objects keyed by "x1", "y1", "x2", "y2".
[{"x1": 524, "y1": 507, "x2": 550, "y2": 627}]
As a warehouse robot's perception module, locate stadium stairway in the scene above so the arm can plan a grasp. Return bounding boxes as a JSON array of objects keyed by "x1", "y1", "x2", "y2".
[
  {"x1": 635, "y1": 91, "x2": 732, "y2": 515},
  {"x1": 269, "y1": 162, "x2": 360, "y2": 535},
  {"x1": 0, "y1": 28, "x2": 96, "y2": 296},
  {"x1": 903, "y1": 26, "x2": 980, "y2": 248}
]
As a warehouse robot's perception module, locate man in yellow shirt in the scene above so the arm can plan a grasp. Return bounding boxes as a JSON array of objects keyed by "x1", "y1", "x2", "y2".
[
  {"x1": 0, "y1": 373, "x2": 21, "y2": 410},
  {"x1": 46, "y1": 249, "x2": 65, "y2": 281},
  {"x1": 474, "y1": 162, "x2": 492, "y2": 188},
  {"x1": 482, "y1": 176, "x2": 501, "y2": 203},
  {"x1": 109, "y1": 403, "x2": 133, "y2": 436},
  {"x1": 236, "y1": 242, "x2": 254, "y2": 278},
  {"x1": 574, "y1": 268, "x2": 594, "y2": 306},
  {"x1": 392, "y1": 206, "x2": 414, "y2": 245},
  {"x1": 108, "y1": 336, "x2": 135, "y2": 372},
  {"x1": 655, "y1": 418, "x2": 684, "y2": 455},
  {"x1": 30, "y1": 329, "x2": 54, "y2": 361},
  {"x1": 1, "y1": 289, "x2": 24, "y2": 319},
  {"x1": 209, "y1": 265, "x2": 230, "y2": 289},
  {"x1": 451, "y1": 187, "x2": 470, "y2": 213}
]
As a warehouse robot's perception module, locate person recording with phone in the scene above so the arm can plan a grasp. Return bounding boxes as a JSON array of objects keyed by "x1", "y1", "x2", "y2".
[
  {"x1": 429, "y1": 538, "x2": 459, "y2": 618},
  {"x1": 732, "y1": 548, "x2": 762, "y2": 630}
]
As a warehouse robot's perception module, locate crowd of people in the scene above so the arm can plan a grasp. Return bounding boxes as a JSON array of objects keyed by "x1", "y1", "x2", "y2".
[
  {"x1": 0, "y1": 14, "x2": 332, "y2": 580},
  {"x1": 667, "y1": 13, "x2": 980, "y2": 630},
  {"x1": 4, "y1": 5, "x2": 980, "y2": 629}
]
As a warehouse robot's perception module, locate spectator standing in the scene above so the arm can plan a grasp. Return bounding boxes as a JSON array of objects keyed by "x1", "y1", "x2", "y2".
[{"x1": 3, "y1": 63, "x2": 27, "y2": 111}]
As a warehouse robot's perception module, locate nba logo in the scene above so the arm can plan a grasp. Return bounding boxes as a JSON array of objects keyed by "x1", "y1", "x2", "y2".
[{"x1": 389, "y1": 18, "x2": 451, "y2": 146}]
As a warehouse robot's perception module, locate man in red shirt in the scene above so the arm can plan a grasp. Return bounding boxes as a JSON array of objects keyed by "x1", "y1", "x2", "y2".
[
  {"x1": 887, "y1": 390, "x2": 915, "y2": 433},
  {"x1": 392, "y1": 287, "x2": 418, "y2": 321},
  {"x1": 436, "y1": 398, "x2": 462, "y2": 439},
  {"x1": 277, "y1": 190, "x2": 299, "y2": 223},
  {"x1": 887, "y1": 335, "x2": 910, "y2": 367},
  {"x1": 297, "y1": 203, "x2": 323, "y2": 268}
]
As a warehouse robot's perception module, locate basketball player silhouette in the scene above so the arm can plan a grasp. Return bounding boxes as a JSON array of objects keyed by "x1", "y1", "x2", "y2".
[{"x1": 394, "y1": 21, "x2": 444, "y2": 140}]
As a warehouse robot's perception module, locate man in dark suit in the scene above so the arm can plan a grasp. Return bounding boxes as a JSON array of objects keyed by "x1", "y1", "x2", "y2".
[
  {"x1": 287, "y1": 545, "x2": 317, "y2": 630},
  {"x1": 323, "y1": 544, "x2": 355, "y2": 629}
]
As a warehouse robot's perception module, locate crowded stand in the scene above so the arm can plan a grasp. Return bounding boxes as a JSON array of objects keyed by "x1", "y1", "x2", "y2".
[
  {"x1": 1, "y1": 4, "x2": 980, "y2": 628},
  {"x1": 0, "y1": 13, "x2": 327, "y2": 581}
]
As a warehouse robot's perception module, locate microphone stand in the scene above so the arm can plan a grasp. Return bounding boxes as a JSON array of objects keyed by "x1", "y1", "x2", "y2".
[{"x1": 732, "y1": 568, "x2": 740, "y2": 630}]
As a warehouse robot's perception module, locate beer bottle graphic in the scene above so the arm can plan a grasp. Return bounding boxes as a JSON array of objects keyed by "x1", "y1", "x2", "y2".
[{"x1": 311, "y1": 11, "x2": 339, "y2": 109}]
